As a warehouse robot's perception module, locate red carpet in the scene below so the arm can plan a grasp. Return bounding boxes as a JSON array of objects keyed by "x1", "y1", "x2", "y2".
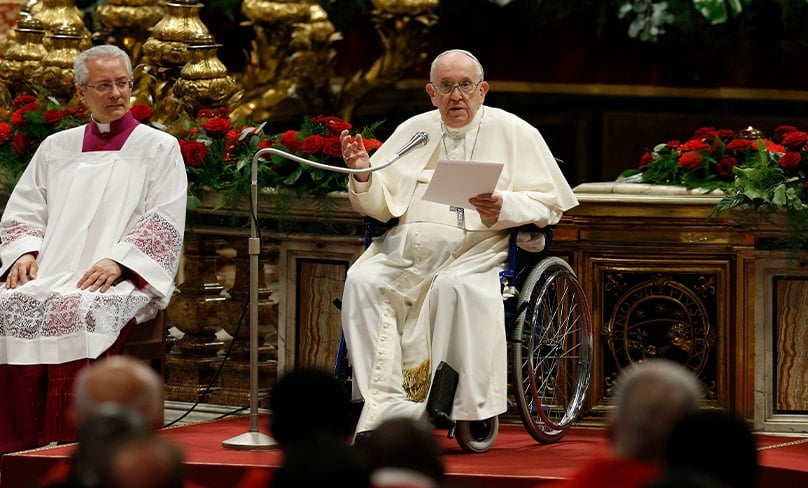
[{"x1": 2, "y1": 414, "x2": 807, "y2": 487}]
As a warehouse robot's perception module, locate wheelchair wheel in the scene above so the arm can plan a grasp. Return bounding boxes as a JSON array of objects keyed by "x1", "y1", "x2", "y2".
[
  {"x1": 454, "y1": 417, "x2": 499, "y2": 453},
  {"x1": 511, "y1": 256, "x2": 593, "y2": 444}
]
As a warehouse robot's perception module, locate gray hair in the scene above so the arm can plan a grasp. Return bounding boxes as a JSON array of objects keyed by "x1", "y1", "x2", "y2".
[
  {"x1": 611, "y1": 359, "x2": 703, "y2": 463},
  {"x1": 430, "y1": 49, "x2": 485, "y2": 82},
  {"x1": 73, "y1": 45, "x2": 133, "y2": 85}
]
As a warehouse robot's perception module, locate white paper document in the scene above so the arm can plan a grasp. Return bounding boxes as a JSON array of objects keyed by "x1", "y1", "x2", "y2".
[{"x1": 422, "y1": 160, "x2": 504, "y2": 209}]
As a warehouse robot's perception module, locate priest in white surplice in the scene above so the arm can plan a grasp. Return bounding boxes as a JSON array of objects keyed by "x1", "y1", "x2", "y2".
[
  {"x1": 339, "y1": 49, "x2": 578, "y2": 436},
  {"x1": 0, "y1": 45, "x2": 186, "y2": 452}
]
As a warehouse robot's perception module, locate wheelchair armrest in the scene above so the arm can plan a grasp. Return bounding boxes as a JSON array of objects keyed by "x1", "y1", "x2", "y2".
[{"x1": 363, "y1": 216, "x2": 398, "y2": 247}]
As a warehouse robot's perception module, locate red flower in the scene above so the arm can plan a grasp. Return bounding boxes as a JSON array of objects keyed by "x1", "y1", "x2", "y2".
[
  {"x1": 764, "y1": 140, "x2": 785, "y2": 153},
  {"x1": 678, "y1": 151, "x2": 702, "y2": 170},
  {"x1": 322, "y1": 136, "x2": 343, "y2": 158},
  {"x1": 313, "y1": 115, "x2": 352, "y2": 136},
  {"x1": 12, "y1": 131, "x2": 28, "y2": 157},
  {"x1": 42, "y1": 109, "x2": 64, "y2": 125},
  {"x1": 363, "y1": 138, "x2": 382, "y2": 153},
  {"x1": 179, "y1": 139, "x2": 209, "y2": 168},
  {"x1": 281, "y1": 130, "x2": 300, "y2": 153},
  {"x1": 130, "y1": 104, "x2": 154, "y2": 123},
  {"x1": 301, "y1": 134, "x2": 325, "y2": 155},
  {"x1": 202, "y1": 118, "x2": 232, "y2": 138},
  {"x1": 677, "y1": 139, "x2": 710, "y2": 153},
  {"x1": 10, "y1": 103, "x2": 40, "y2": 126},
  {"x1": 716, "y1": 157, "x2": 737, "y2": 178},
  {"x1": 0, "y1": 122, "x2": 12, "y2": 144},
  {"x1": 639, "y1": 151, "x2": 654, "y2": 168},
  {"x1": 223, "y1": 130, "x2": 241, "y2": 161},
  {"x1": 725, "y1": 139, "x2": 755, "y2": 152},
  {"x1": 665, "y1": 140, "x2": 681, "y2": 149},
  {"x1": 780, "y1": 131, "x2": 808, "y2": 151},
  {"x1": 692, "y1": 127, "x2": 717, "y2": 140},
  {"x1": 12, "y1": 95, "x2": 36, "y2": 109},
  {"x1": 715, "y1": 129, "x2": 736, "y2": 140},
  {"x1": 779, "y1": 151, "x2": 802, "y2": 172},
  {"x1": 774, "y1": 125, "x2": 798, "y2": 139}
]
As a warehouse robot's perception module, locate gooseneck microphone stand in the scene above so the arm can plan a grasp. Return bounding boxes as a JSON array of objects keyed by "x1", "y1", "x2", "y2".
[{"x1": 221, "y1": 131, "x2": 428, "y2": 450}]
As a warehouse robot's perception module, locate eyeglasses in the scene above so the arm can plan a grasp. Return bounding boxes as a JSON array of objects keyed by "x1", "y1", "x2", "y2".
[
  {"x1": 430, "y1": 80, "x2": 482, "y2": 95},
  {"x1": 84, "y1": 79, "x2": 134, "y2": 93}
]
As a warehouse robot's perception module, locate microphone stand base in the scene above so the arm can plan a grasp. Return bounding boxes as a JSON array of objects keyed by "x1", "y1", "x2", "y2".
[{"x1": 221, "y1": 431, "x2": 279, "y2": 451}]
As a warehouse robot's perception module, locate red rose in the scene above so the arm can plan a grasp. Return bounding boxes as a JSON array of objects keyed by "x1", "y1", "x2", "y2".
[
  {"x1": 678, "y1": 151, "x2": 702, "y2": 170},
  {"x1": 301, "y1": 135, "x2": 325, "y2": 155},
  {"x1": 313, "y1": 115, "x2": 352, "y2": 136},
  {"x1": 692, "y1": 127, "x2": 716, "y2": 140},
  {"x1": 281, "y1": 130, "x2": 301, "y2": 153},
  {"x1": 778, "y1": 151, "x2": 802, "y2": 172},
  {"x1": 322, "y1": 136, "x2": 343, "y2": 158},
  {"x1": 10, "y1": 103, "x2": 40, "y2": 126},
  {"x1": 774, "y1": 125, "x2": 798, "y2": 139},
  {"x1": 258, "y1": 139, "x2": 273, "y2": 150},
  {"x1": 677, "y1": 139, "x2": 710, "y2": 152},
  {"x1": 179, "y1": 139, "x2": 209, "y2": 168},
  {"x1": 203, "y1": 118, "x2": 232, "y2": 138},
  {"x1": 665, "y1": 140, "x2": 681, "y2": 149},
  {"x1": 764, "y1": 140, "x2": 785, "y2": 154},
  {"x1": 715, "y1": 129, "x2": 735, "y2": 140},
  {"x1": 725, "y1": 139, "x2": 754, "y2": 153},
  {"x1": 0, "y1": 122, "x2": 12, "y2": 144},
  {"x1": 12, "y1": 95, "x2": 36, "y2": 109},
  {"x1": 639, "y1": 151, "x2": 654, "y2": 168},
  {"x1": 42, "y1": 109, "x2": 65, "y2": 125},
  {"x1": 362, "y1": 138, "x2": 382, "y2": 153},
  {"x1": 716, "y1": 157, "x2": 737, "y2": 178},
  {"x1": 130, "y1": 104, "x2": 154, "y2": 123},
  {"x1": 12, "y1": 131, "x2": 28, "y2": 157},
  {"x1": 780, "y1": 131, "x2": 808, "y2": 151}
]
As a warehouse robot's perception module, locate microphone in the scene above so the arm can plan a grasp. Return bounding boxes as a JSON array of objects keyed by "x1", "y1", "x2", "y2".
[
  {"x1": 251, "y1": 130, "x2": 430, "y2": 177},
  {"x1": 392, "y1": 131, "x2": 430, "y2": 158}
]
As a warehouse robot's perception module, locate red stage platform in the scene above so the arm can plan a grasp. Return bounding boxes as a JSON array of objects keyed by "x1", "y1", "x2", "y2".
[{"x1": 2, "y1": 414, "x2": 807, "y2": 487}]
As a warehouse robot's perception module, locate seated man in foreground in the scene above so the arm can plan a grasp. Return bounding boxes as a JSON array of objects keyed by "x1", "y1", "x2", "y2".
[{"x1": 0, "y1": 44, "x2": 186, "y2": 453}]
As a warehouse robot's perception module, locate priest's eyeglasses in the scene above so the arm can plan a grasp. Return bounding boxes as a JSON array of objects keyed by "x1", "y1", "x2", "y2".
[
  {"x1": 84, "y1": 79, "x2": 134, "y2": 93},
  {"x1": 431, "y1": 80, "x2": 482, "y2": 95}
]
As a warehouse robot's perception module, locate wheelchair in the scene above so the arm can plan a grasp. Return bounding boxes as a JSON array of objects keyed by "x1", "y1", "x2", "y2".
[{"x1": 335, "y1": 218, "x2": 593, "y2": 453}]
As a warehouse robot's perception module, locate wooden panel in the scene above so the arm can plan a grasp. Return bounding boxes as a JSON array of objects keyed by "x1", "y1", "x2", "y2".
[
  {"x1": 775, "y1": 278, "x2": 808, "y2": 412},
  {"x1": 295, "y1": 259, "x2": 348, "y2": 370},
  {"x1": 278, "y1": 235, "x2": 364, "y2": 376}
]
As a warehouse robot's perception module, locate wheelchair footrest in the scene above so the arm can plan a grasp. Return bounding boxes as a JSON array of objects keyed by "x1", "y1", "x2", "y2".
[{"x1": 426, "y1": 361, "x2": 459, "y2": 436}]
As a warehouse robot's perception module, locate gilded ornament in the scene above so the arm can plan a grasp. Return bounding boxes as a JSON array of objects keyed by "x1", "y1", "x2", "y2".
[
  {"x1": 30, "y1": 0, "x2": 91, "y2": 50},
  {"x1": 241, "y1": 0, "x2": 311, "y2": 25},
  {"x1": 0, "y1": 17, "x2": 47, "y2": 98},
  {"x1": 33, "y1": 25, "x2": 84, "y2": 104},
  {"x1": 371, "y1": 0, "x2": 440, "y2": 16},
  {"x1": 173, "y1": 33, "x2": 239, "y2": 110},
  {"x1": 141, "y1": 0, "x2": 209, "y2": 67},
  {"x1": 96, "y1": 0, "x2": 163, "y2": 65}
]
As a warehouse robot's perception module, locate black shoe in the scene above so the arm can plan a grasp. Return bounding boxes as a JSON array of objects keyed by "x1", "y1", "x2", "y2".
[{"x1": 352, "y1": 430, "x2": 373, "y2": 448}]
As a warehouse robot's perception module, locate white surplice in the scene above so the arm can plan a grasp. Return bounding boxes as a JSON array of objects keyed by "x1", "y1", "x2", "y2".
[
  {"x1": 341, "y1": 106, "x2": 579, "y2": 432},
  {"x1": 0, "y1": 123, "x2": 187, "y2": 365}
]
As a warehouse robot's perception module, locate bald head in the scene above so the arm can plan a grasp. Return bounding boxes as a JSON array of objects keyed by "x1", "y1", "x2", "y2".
[
  {"x1": 610, "y1": 359, "x2": 703, "y2": 463},
  {"x1": 73, "y1": 356, "x2": 164, "y2": 430}
]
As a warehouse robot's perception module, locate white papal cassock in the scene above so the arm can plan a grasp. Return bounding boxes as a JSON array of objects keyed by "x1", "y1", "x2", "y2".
[
  {"x1": 341, "y1": 106, "x2": 578, "y2": 433},
  {"x1": 0, "y1": 123, "x2": 187, "y2": 365}
]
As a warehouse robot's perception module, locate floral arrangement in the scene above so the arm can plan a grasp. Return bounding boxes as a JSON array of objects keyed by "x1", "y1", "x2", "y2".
[
  {"x1": 0, "y1": 94, "x2": 91, "y2": 192},
  {"x1": 157, "y1": 110, "x2": 382, "y2": 208},
  {"x1": 0, "y1": 93, "x2": 383, "y2": 211},
  {"x1": 619, "y1": 125, "x2": 808, "y2": 248}
]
